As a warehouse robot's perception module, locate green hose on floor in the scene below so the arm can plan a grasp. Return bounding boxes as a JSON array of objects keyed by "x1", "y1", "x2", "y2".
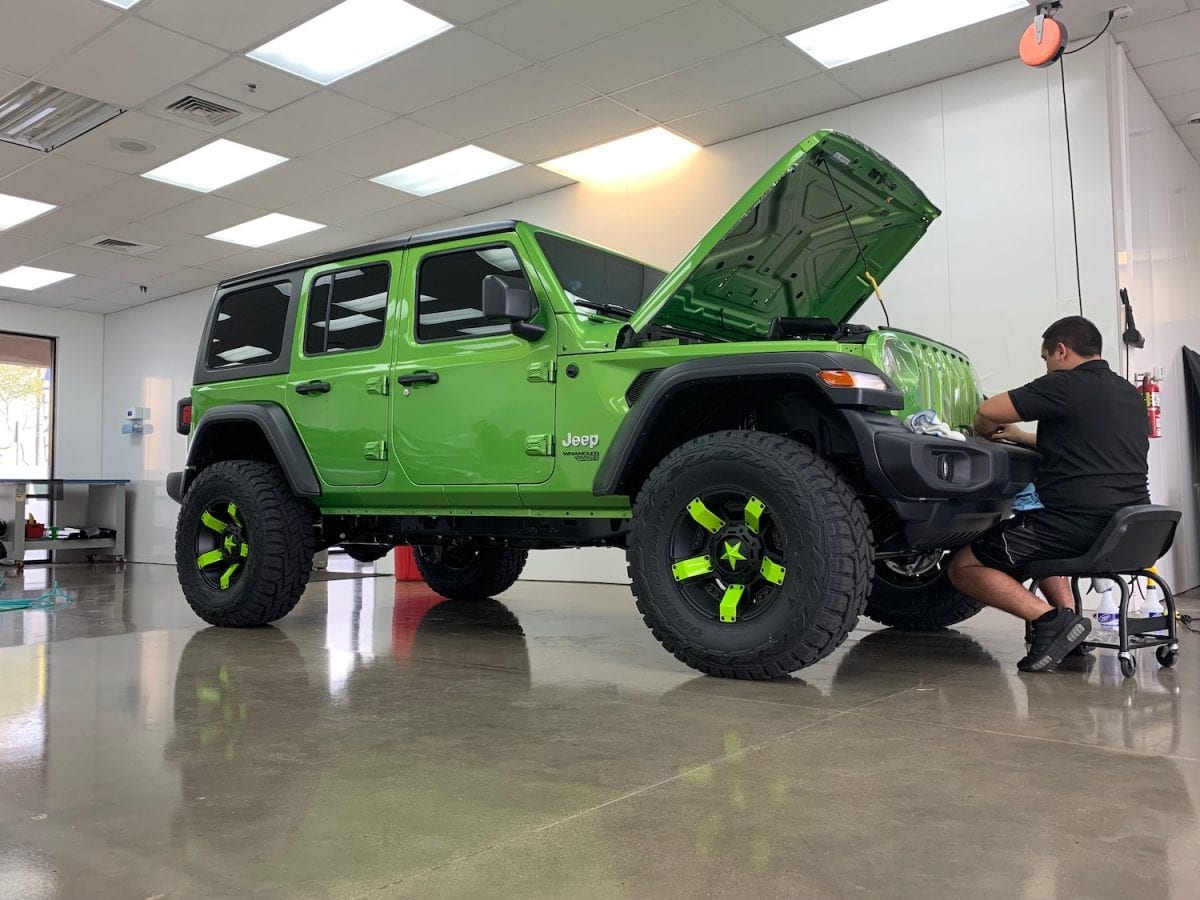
[{"x1": 0, "y1": 576, "x2": 74, "y2": 611}]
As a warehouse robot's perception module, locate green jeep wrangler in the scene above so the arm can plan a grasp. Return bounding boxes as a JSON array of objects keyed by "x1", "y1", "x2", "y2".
[{"x1": 169, "y1": 130, "x2": 1037, "y2": 679}]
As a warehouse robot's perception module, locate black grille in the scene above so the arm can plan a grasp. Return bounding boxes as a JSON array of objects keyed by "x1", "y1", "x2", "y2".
[{"x1": 625, "y1": 370, "x2": 659, "y2": 406}]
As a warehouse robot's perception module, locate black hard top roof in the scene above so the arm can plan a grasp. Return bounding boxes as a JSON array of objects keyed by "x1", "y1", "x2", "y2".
[{"x1": 218, "y1": 220, "x2": 519, "y2": 289}]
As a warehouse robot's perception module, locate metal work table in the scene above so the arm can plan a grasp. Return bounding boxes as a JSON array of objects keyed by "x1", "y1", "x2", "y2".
[{"x1": 0, "y1": 478, "x2": 128, "y2": 567}]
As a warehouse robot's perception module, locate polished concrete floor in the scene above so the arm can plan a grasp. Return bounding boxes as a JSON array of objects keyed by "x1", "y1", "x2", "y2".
[{"x1": 0, "y1": 563, "x2": 1198, "y2": 899}]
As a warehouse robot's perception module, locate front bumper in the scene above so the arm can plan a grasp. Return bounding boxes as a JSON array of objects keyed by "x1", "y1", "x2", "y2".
[{"x1": 845, "y1": 412, "x2": 1040, "y2": 550}]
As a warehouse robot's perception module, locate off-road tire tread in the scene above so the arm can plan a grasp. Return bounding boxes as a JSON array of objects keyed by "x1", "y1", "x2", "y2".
[
  {"x1": 176, "y1": 461, "x2": 316, "y2": 627},
  {"x1": 627, "y1": 430, "x2": 873, "y2": 680},
  {"x1": 414, "y1": 545, "x2": 528, "y2": 601}
]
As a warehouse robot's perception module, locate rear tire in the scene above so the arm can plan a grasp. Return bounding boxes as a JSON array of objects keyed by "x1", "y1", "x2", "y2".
[
  {"x1": 413, "y1": 543, "x2": 527, "y2": 600},
  {"x1": 865, "y1": 555, "x2": 983, "y2": 631},
  {"x1": 627, "y1": 430, "x2": 873, "y2": 680},
  {"x1": 176, "y1": 461, "x2": 316, "y2": 627}
]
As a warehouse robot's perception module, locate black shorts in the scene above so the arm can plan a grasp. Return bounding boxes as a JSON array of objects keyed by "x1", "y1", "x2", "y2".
[{"x1": 971, "y1": 509, "x2": 1108, "y2": 581}]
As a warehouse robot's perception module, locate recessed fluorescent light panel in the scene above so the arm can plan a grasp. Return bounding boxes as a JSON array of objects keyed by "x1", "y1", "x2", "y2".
[
  {"x1": 142, "y1": 139, "x2": 286, "y2": 193},
  {"x1": 540, "y1": 128, "x2": 699, "y2": 183},
  {"x1": 788, "y1": 0, "x2": 1028, "y2": 68},
  {"x1": 0, "y1": 193, "x2": 55, "y2": 231},
  {"x1": 208, "y1": 213, "x2": 324, "y2": 248},
  {"x1": 0, "y1": 80, "x2": 125, "y2": 152},
  {"x1": 372, "y1": 146, "x2": 520, "y2": 196},
  {"x1": 98, "y1": 0, "x2": 142, "y2": 8},
  {"x1": 248, "y1": 0, "x2": 453, "y2": 85},
  {"x1": 0, "y1": 266, "x2": 73, "y2": 290}
]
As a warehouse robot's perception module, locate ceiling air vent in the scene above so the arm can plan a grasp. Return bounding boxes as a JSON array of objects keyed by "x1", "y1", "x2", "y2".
[
  {"x1": 164, "y1": 95, "x2": 243, "y2": 128},
  {"x1": 82, "y1": 235, "x2": 161, "y2": 256}
]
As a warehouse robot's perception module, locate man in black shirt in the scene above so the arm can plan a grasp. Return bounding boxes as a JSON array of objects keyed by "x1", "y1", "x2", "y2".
[{"x1": 949, "y1": 316, "x2": 1150, "y2": 672}]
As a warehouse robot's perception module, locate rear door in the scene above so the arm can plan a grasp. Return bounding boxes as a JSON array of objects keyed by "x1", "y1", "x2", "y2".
[{"x1": 286, "y1": 255, "x2": 395, "y2": 486}]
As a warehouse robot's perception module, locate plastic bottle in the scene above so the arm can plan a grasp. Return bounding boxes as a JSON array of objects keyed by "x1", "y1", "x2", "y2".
[
  {"x1": 1144, "y1": 581, "x2": 1167, "y2": 635},
  {"x1": 1095, "y1": 582, "x2": 1120, "y2": 632}
]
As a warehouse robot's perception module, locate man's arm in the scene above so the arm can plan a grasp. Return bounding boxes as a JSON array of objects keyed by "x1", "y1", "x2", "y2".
[{"x1": 973, "y1": 392, "x2": 1020, "y2": 438}]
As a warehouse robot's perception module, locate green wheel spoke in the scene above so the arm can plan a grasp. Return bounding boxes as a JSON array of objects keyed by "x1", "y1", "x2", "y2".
[
  {"x1": 200, "y1": 511, "x2": 228, "y2": 534},
  {"x1": 226, "y1": 502, "x2": 241, "y2": 526},
  {"x1": 218, "y1": 563, "x2": 241, "y2": 590},
  {"x1": 687, "y1": 498, "x2": 725, "y2": 534},
  {"x1": 672, "y1": 555, "x2": 714, "y2": 582},
  {"x1": 196, "y1": 549, "x2": 226, "y2": 569},
  {"x1": 239, "y1": 543, "x2": 249, "y2": 558},
  {"x1": 760, "y1": 557, "x2": 786, "y2": 586},
  {"x1": 719, "y1": 584, "x2": 746, "y2": 623},
  {"x1": 744, "y1": 497, "x2": 766, "y2": 534}
]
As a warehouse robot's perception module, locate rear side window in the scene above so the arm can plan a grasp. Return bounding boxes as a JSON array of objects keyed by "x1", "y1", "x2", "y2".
[
  {"x1": 206, "y1": 281, "x2": 292, "y2": 369},
  {"x1": 416, "y1": 245, "x2": 525, "y2": 342},
  {"x1": 304, "y1": 263, "x2": 390, "y2": 355}
]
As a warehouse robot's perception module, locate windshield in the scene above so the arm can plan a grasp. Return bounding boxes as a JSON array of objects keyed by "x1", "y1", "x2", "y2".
[{"x1": 535, "y1": 232, "x2": 665, "y2": 315}]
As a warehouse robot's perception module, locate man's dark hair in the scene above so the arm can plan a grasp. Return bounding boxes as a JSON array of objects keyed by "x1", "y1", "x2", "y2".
[{"x1": 1042, "y1": 316, "x2": 1102, "y2": 357}]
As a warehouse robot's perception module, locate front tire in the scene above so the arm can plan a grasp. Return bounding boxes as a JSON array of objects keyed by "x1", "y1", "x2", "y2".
[
  {"x1": 865, "y1": 554, "x2": 983, "y2": 631},
  {"x1": 413, "y1": 543, "x2": 527, "y2": 600},
  {"x1": 627, "y1": 431, "x2": 873, "y2": 680},
  {"x1": 176, "y1": 461, "x2": 316, "y2": 627}
]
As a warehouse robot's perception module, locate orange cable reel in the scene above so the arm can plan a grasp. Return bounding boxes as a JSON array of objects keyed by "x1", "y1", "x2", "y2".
[{"x1": 1020, "y1": 2, "x2": 1068, "y2": 68}]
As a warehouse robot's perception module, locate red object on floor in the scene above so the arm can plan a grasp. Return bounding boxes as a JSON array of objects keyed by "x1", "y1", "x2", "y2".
[{"x1": 394, "y1": 546, "x2": 423, "y2": 581}]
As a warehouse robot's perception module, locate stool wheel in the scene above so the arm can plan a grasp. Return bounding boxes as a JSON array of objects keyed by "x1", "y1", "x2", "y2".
[
  {"x1": 1119, "y1": 653, "x2": 1137, "y2": 678},
  {"x1": 1156, "y1": 646, "x2": 1177, "y2": 668}
]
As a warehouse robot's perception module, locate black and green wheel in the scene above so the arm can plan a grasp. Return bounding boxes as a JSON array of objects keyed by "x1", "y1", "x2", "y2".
[
  {"x1": 413, "y1": 542, "x2": 527, "y2": 601},
  {"x1": 865, "y1": 553, "x2": 984, "y2": 631},
  {"x1": 628, "y1": 430, "x2": 873, "y2": 680},
  {"x1": 176, "y1": 461, "x2": 316, "y2": 627}
]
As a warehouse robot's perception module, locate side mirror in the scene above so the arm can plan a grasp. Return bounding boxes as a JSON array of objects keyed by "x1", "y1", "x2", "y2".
[{"x1": 482, "y1": 274, "x2": 545, "y2": 341}]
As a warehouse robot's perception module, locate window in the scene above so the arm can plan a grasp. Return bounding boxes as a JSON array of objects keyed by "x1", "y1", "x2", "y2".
[
  {"x1": 535, "y1": 232, "x2": 665, "y2": 314},
  {"x1": 304, "y1": 263, "x2": 389, "y2": 355},
  {"x1": 206, "y1": 280, "x2": 292, "y2": 369},
  {"x1": 416, "y1": 245, "x2": 527, "y2": 342}
]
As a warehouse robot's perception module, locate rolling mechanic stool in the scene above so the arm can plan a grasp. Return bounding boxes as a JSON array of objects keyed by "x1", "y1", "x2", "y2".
[{"x1": 1026, "y1": 505, "x2": 1182, "y2": 678}]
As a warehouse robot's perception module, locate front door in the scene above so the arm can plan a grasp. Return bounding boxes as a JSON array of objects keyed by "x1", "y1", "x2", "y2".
[
  {"x1": 286, "y1": 255, "x2": 395, "y2": 486},
  {"x1": 394, "y1": 237, "x2": 556, "y2": 486}
]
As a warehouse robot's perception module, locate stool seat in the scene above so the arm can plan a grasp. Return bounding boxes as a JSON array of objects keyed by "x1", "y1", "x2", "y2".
[{"x1": 1024, "y1": 505, "x2": 1181, "y2": 579}]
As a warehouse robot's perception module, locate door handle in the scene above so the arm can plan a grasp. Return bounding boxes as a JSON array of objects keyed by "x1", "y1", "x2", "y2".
[
  {"x1": 295, "y1": 380, "x2": 331, "y2": 395},
  {"x1": 396, "y1": 372, "x2": 439, "y2": 386}
]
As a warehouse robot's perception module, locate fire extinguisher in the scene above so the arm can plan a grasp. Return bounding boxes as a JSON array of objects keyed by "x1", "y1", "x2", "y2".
[{"x1": 1140, "y1": 374, "x2": 1162, "y2": 438}]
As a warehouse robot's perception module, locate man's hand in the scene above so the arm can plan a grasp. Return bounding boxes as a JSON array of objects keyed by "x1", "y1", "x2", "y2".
[
  {"x1": 988, "y1": 423, "x2": 1036, "y2": 448},
  {"x1": 973, "y1": 392, "x2": 1021, "y2": 439}
]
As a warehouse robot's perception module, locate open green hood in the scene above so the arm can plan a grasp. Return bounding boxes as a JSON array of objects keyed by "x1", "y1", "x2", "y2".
[{"x1": 630, "y1": 131, "x2": 941, "y2": 341}]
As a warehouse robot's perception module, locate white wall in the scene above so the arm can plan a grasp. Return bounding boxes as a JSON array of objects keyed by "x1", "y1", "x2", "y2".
[
  {"x1": 1110, "y1": 45, "x2": 1200, "y2": 592},
  {"x1": 102, "y1": 46, "x2": 1125, "y2": 582},
  {"x1": 0, "y1": 299, "x2": 104, "y2": 478}
]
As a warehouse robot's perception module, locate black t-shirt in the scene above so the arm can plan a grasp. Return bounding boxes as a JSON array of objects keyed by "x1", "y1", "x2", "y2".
[{"x1": 1009, "y1": 359, "x2": 1149, "y2": 518}]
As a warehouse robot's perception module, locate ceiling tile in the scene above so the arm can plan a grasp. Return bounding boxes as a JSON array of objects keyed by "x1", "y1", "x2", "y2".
[
  {"x1": 66, "y1": 298, "x2": 131, "y2": 314},
  {"x1": 0, "y1": 235, "x2": 62, "y2": 269},
  {"x1": 70, "y1": 177, "x2": 194, "y2": 223},
  {"x1": 9, "y1": 206, "x2": 129, "y2": 245},
  {"x1": 1157, "y1": 88, "x2": 1200, "y2": 125},
  {"x1": 478, "y1": 99, "x2": 654, "y2": 163},
  {"x1": 213, "y1": 160, "x2": 357, "y2": 209},
  {"x1": 826, "y1": 14, "x2": 1026, "y2": 99},
  {"x1": 469, "y1": 0, "x2": 694, "y2": 61},
  {"x1": 434, "y1": 165, "x2": 571, "y2": 213},
  {"x1": 0, "y1": 68, "x2": 24, "y2": 97},
  {"x1": 137, "y1": 0, "x2": 339, "y2": 53},
  {"x1": 615, "y1": 39, "x2": 818, "y2": 122},
  {"x1": 190, "y1": 56, "x2": 319, "y2": 112},
  {"x1": 224, "y1": 92, "x2": 394, "y2": 157},
  {"x1": 414, "y1": 0, "x2": 519, "y2": 24},
  {"x1": 54, "y1": 111, "x2": 211, "y2": 175},
  {"x1": 93, "y1": 254, "x2": 180, "y2": 283},
  {"x1": 267, "y1": 226, "x2": 371, "y2": 259},
  {"x1": 344, "y1": 198, "x2": 461, "y2": 240},
  {"x1": 719, "y1": 0, "x2": 877, "y2": 34},
  {"x1": 140, "y1": 195, "x2": 267, "y2": 236},
  {"x1": 1112, "y1": 9, "x2": 1200, "y2": 67},
  {"x1": 148, "y1": 267, "x2": 222, "y2": 295},
  {"x1": 1131, "y1": 52, "x2": 1200, "y2": 99},
  {"x1": 3, "y1": 291, "x2": 76, "y2": 308},
  {"x1": 280, "y1": 179, "x2": 411, "y2": 225},
  {"x1": 0, "y1": 155, "x2": 124, "y2": 206},
  {"x1": 107, "y1": 222, "x2": 196, "y2": 248},
  {"x1": 542, "y1": 0, "x2": 767, "y2": 94},
  {"x1": 0, "y1": 0, "x2": 120, "y2": 77},
  {"x1": 333, "y1": 30, "x2": 528, "y2": 115},
  {"x1": 669, "y1": 74, "x2": 860, "y2": 146},
  {"x1": 407, "y1": 66, "x2": 596, "y2": 140},
  {"x1": 101, "y1": 283, "x2": 172, "y2": 306},
  {"x1": 204, "y1": 248, "x2": 294, "y2": 277},
  {"x1": 0, "y1": 142, "x2": 41, "y2": 179},
  {"x1": 54, "y1": 275, "x2": 123, "y2": 300},
  {"x1": 20, "y1": 245, "x2": 124, "y2": 278},
  {"x1": 39, "y1": 18, "x2": 228, "y2": 107},
  {"x1": 146, "y1": 236, "x2": 242, "y2": 268},
  {"x1": 304, "y1": 119, "x2": 463, "y2": 177}
]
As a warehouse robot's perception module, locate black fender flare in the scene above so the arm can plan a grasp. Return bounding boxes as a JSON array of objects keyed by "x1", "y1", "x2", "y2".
[
  {"x1": 592, "y1": 351, "x2": 902, "y2": 496},
  {"x1": 172, "y1": 402, "x2": 321, "y2": 500}
]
